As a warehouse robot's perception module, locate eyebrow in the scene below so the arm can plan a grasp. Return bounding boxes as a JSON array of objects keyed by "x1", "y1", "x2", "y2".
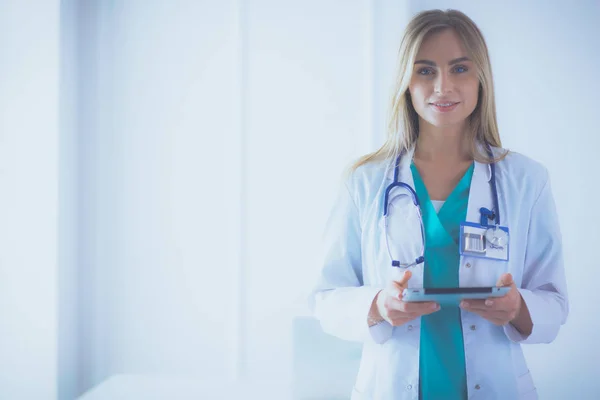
[{"x1": 414, "y1": 56, "x2": 471, "y2": 67}]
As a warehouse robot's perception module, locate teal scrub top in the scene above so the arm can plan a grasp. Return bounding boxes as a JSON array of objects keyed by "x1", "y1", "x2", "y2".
[{"x1": 410, "y1": 162, "x2": 474, "y2": 400}]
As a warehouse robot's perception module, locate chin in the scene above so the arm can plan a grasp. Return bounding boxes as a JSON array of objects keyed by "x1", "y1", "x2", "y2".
[{"x1": 428, "y1": 117, "x2": 466, "y2": 128}]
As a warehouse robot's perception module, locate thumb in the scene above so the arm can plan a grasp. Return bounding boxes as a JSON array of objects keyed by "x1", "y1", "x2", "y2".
[
  {"x1": 496, "y1": 273, "x2": 514, "y2": 287},
  {"x1": 393, "y1": 270, "x2": 412, "y2": 288},
  {"x1": 389, "y1": 270, "x2": 412, "y2": 300}
]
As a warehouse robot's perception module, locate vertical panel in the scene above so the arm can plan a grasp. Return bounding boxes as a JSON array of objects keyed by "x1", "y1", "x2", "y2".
[
  {"x1": 0, "y1": 1, "x2": 60, "y2": 399},
  {"x1": 78, "y1": 0, "x2": 242, "y2": 392},
  {"x1": 110, "y1": 0, "x2": 236, "y2": 377},
  {"x1": 77, "y1": 0, "x2": 114, "y2": 390},
  {"x1": 59, "y1": 0, "x2": 80, "y2": 398},
  {"x1": 230, "y1": 0, "x2": 248, "y2": 380},
  {"x1": 244, "y1": 0, "x2": 373, "y2": 386}
]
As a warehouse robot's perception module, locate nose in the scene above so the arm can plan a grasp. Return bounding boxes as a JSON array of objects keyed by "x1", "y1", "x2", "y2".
[{"x1": 434, "y1": 71, "x2": 454, "y2": 94}]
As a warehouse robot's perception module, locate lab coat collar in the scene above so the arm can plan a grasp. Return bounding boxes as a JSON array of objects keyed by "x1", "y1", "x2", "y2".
[
  {"x1": 473, "y1": 158, "x2": 492, "y2": 182},
  {"x1": 474, "y1": 141, "x2": 494, "y2": 182},
  {"x1": 384, "y1": 147, "x2": 416, "y2": 183}
]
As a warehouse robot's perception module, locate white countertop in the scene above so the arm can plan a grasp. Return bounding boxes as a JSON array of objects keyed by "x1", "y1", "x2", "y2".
[{"x1": 78, "y1": 374, "x2": 295, "y2": 400}]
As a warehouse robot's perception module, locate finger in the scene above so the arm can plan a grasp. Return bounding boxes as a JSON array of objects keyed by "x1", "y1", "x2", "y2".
[
  {"x1": 388, "y1": 312, "x2": 420, "y2": 323},
  {"x1": 389, "y1": 304, "x2": 441, "y2": 322},
  {"x1": 460, "y1": 299, "x2": 487, "y2": 309},
  {"x1": 484, "y1": 295, "x2": 512, "y2": 308},
  {"x1": 389, "y1": 318, "x2": 418, "y2": 327},
  {"x1": 477, "y1": 292, "x2": 518, "y2": 310},
  {"x1": 461, "y1": 303, "x2": 499, "y2": 312},
  {"x1": 461, "y1": 306, "x2": 509, "y2": 324},
  {"x1": 389, "y1": 308, "x2": 439, "y2": 323},
  {"x1": 460, "y1": 299, "x2": 506, "y2": 311},
  {"x1": 461, "y1": 305, "x2": 512, "y2": 322},
  {"x1": 392, "y1": 270, "x2": 412, "y2": 288},
  {"x1": 386, "y1": 281, "x2": 404, "y2": 299},
  {"x1": 385, "y1": 296, "x2": 433, "y2": 313},
  {"x1": 461, "y1": 306, "x2": 485, "y2": 319},
  {"x1": 496, "y1": 273, "x2": 514, "y2": 287},
  {"x1": 401, "y1": 301, "x2": 440, "y2": 314},
  {"x1": 418, "y1": 305, "x2": 443, "y2": 316},
  {"x1": 383, "y1": 293, "x2": 405, "y2": 310},
  {"x1": 388, "y1": 271, "x2": 413, "y2": 299},
  {"x1": 461, "y1": 297, "x2": 506, "y2": 310},
  {"x1": 475, "y1": 309, "x2": 511, "y2": 319}
]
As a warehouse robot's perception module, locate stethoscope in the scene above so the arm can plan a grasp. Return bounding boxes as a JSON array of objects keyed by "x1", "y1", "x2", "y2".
[{"x1": 382, "y1": 145, "x2": 502, "y2": 269}]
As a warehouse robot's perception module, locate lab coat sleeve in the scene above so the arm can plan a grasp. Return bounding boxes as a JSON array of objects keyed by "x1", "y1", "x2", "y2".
[
  {"x1": 308, "y1": 177, "x2": 392, "y2": 344},
  {"x1": 503, "y1": 170, "x2": 569, "y2": 344}
]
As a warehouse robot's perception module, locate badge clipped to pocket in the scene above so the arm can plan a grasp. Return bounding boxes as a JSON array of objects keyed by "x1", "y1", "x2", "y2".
[{"x1": 459, "y1": 221, "x2": 509, "y2": 261}]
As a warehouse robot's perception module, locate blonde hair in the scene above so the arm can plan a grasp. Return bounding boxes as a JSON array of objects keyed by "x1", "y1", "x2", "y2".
[{"x1": 351, "y1": 9, "x2": 507, "y2": 172}]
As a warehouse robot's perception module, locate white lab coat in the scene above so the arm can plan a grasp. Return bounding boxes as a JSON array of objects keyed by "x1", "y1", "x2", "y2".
[{"x1": 309, "y1": 146, "x2": 568, "y2": 400}]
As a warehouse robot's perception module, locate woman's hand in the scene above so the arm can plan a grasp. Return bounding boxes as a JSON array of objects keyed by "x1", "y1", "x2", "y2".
[
  {"x1": 369, "y1": 270, "x2": 440, "y2": 327},
  {"x1": 459, "y1": 273, "x2": 532, "y2": 334}
]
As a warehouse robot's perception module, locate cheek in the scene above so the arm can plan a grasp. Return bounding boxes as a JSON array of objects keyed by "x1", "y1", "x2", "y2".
[
  {"x1": 465, "y1": 81, "x2": 480, "y2": 106},
  {"x1": 408, "y1": 85, "x2": 428, "y2": 109}
]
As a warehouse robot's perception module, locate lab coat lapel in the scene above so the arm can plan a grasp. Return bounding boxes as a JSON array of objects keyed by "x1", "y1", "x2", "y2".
[
  {"x1": 466, "y1": 160, "x2": 493, "y2": 225},
  {"x1": 461, "y1": 159, "x2": 496, "y2": 288}
]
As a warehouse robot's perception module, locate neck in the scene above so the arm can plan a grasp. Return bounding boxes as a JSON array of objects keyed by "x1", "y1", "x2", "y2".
[{"x1": 414, "y1": 120, "x2": 471, "y2": 163}]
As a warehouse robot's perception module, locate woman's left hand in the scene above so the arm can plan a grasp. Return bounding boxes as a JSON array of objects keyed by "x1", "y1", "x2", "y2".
[{"x1": 460, "y1": 273, "x2": 522, "y2": 326}]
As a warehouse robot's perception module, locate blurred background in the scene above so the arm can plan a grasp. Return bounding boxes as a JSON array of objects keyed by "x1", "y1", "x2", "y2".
[{"x1": 0, "y1": 0, "x2": 598, "y2": 399}]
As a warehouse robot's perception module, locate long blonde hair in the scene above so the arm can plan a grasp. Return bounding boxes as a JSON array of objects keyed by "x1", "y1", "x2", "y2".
[{"x1": 351, "y1": 9, "x2": 506, "y2": 172}]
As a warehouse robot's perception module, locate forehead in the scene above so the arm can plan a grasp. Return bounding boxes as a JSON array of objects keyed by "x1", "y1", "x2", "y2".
[{"x1": 416, "y1": 28, "x2": 469, "y2": 62}]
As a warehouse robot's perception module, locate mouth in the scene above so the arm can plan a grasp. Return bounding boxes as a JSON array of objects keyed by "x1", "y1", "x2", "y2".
[{"x1": 429, "y1": 102, "x2": 460, "y2": 112}]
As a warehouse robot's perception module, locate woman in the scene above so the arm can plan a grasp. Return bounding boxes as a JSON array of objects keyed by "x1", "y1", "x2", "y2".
[{"x1": 309, "y1": 9, "x2": 568, "y2": 400}]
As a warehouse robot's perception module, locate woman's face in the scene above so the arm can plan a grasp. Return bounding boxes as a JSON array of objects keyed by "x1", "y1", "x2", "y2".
[{"x1": 408, "y1": 29, "x2": 480, "y2": 130}]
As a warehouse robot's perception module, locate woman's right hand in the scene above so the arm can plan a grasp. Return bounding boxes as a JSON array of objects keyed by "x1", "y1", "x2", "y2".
[{"x1": 370, "y1": 270, "x2": 440, "y2": 327}]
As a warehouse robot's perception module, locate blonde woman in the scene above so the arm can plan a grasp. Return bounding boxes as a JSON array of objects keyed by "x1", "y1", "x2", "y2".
[{"x1": 309, "y1": 9, "x2": 568, "y2": 400}]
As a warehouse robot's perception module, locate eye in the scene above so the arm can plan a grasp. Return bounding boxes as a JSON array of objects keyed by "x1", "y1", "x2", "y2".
[
  {"x1": 417, "y1": 68, "x2": 434, "y2": 76},
  {"x1": 453, "y1": 65, "x2": 468, "y2": 73}
]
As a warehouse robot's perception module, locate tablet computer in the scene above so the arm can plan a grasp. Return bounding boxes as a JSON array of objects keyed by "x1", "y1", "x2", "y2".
[{"x1": 402, "y1": 287, "x2": 510, "y2": 304}]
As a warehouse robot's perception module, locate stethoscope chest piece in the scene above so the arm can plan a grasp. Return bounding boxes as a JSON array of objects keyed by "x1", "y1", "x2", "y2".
[{"x1": 485, "y1": 225, "x2": 508, "y2": 248}]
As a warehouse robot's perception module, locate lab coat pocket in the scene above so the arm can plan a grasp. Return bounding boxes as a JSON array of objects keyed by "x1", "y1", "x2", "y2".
[
  {"x1": 461, "y1": 255, "x2": 506, "y2": 287},
  {"x1": 517, "y1": 370, "x2": 537, "y2": 399}
]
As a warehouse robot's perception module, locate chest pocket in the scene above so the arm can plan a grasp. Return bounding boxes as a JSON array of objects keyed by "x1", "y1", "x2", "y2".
[{"x1": 459, "y1": 255, "x2": 507, "y2": 287}]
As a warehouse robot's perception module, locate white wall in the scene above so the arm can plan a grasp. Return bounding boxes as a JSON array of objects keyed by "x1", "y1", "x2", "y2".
[
  {"x1": 407, "y1": 1, "x2": 599, "y2": 398},
  {"x1": 69, "y1": 0, "x2": 406, "y2": 398},
  {"x1": 1, "y1": 1, "x2": 596, "y2": 399},
  {"x1": 76, "y1": 0, "x2": 241, "y2": 390},
  {"x1": 72, "y1": 0, "x2": 392, "y2": 396},
  {"x1": 0, "y1": 1, "x2": 60, "y2": 399},
  {"x1": 244, "y1": 0, "x2": 375, "y2": 385}
]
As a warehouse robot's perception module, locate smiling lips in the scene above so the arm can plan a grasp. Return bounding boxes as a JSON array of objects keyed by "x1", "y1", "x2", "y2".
[{"x1": 430, "y1": 102, "x2": 459, "y2": 112}]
